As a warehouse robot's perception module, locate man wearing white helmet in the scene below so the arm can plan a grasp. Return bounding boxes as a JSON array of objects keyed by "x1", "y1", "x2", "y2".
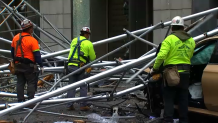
[
  {"x1": 67, "y1": 27, "x2": 96, "y2": 111},
  {"x1": 11, "y1": 19, "x2": 44, "y2": 103},
  {"x1": 150, "y1": 16, "x2": 195, "y2": 123}
]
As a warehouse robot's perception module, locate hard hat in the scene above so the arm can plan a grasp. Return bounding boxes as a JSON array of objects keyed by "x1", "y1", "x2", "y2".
[
  {"x1": 81, "y1": 27, "x2": 91, "y2": 34},
  {"x1": 21, "y1": 19, "x2": 33, "y2": 30},
  {"x1": 171, "y1": 16, "x2": 184, "y2": 27}
]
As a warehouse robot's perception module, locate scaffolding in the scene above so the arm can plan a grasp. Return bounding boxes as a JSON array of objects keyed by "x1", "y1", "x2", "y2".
[{"x1": 0, "y1": 0, "x2": 218, "y2": 122}]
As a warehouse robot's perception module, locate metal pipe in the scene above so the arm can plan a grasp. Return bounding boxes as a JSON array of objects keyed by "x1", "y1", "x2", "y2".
[
  {"x1": 24, "y1": 0, "x2": 71, "y2": 44},
  {"x1": 139, "y1": 48, "x2": 157, "y2": 58},
  {"x1": 114, "y1": 58, "x2": 145, "y2": 82},
  {"x1": 22, "y1": 102, "x2": 41, "y2": 122},
  {"x1": 0, "y1": 83, "x2": 146, "y2": 109},
  {"x1": 38, "y1": 78, "x2": 53, "y2": 86},
  {"x1": 109, "y1": 70, "x2": 127, "y2": 101},
  {"x1": 0, "y1": 0, "x2": 24, "y2": 26},
  {"x1": 4, "y1": 6, "x2": 215, "y2": 62},
  {"x1": 0, "y1": 7, "x2": 217, "y2": 70},
  {"x1": 193, "y1": 27, "x2": 218, "y2": 41},
  {"x1": 124, "y1": 28, "x2": 159, "y2": 48},
  {"x1": 0, "y1": 37, "x2": 12, "y2": 44},
  {"x1": 0, "y1": 92, "x2": 37, "y2": 98},
  {"x1": 33, "y1": 33, "x2": 53, "y2": 52},
  {"x1": 0, "y1": 29, "x2": 21, "y2": 34},
  {"x1": 48, "y1": 22, "x2": 162, "y2": 91},
  {"x1": 25, "y1": 109, "x2": 135, "y2": 119},
  {"x1": 0, "y1": 83, "x2": 16, "y2": 89},
  {"x1": 0, "y1": 49, "x2": 10, "y2": 54},
  {"x1": 126, "y1": 58, "x2": 156, "y2": 83},
  {"x1": 0, "y1": 2, "x2": 69, "y2": 49},
  {"x1": 188, "y1": 13, "x2": 216, "y2": 36},
  {"x1": 83, "y1": 7, "x2": 218, "y2": 47},
  {"x1": 0, "y1": 37, "x2": 55, "y2": 68},
  {"x1": 184, "y1": 16, "x2": 206, "y2": 32},
  {"x1": 1, "y1": 14, "x2": 14, "y2": 38},
  {"x1": 0, "y1": 0, "x2": 14, "y2": 14},
  {"x1": 0, "y1": 52, "x2": 155, "y2": 116},
  {"x1": 40, "y1": 51, "x2": 67, "y2": 60},
  {"x1": 39, "y1": 26, "x2": 218, "y2": 62}
]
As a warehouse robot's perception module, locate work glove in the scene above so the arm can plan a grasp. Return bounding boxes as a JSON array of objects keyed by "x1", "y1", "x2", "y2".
[
  {"x1": 149, "y1": 68, "x2": 158, "y2": 75},
  {"x1": 40, "y1": 67, "x2": 44, "y2": 75}
]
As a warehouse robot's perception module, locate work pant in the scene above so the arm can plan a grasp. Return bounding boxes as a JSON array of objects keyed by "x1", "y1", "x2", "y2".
[
  {"x1": 162, "y1": 72, "x2": 190, "y2": 123},
  {"x1": 16, "y1": 65, "x2": 39, "y2": 102},
  {"x1": 67, "y1": 65, "x2": 89, "y2": 107}
]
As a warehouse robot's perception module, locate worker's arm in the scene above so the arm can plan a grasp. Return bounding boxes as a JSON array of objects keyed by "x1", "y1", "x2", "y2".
[
  {"x1": 191, "y1": 41, "x2": 196, "y2": 58},
  {"x1": 88, "y1": 42, "x2": 96, "y2": 61},
  {"x1": 33, "y1": 51, "x2": 43, "y2": 67},
  {"x1": 11, "y1": 39, "x2": 15, "y2": 60},
  {"x1": 11, "y1": 47, "x2": 14, "y2": 60},
  {"x1": 153, "y1": 37, "x2": 171, "y2": 70},
  {"x1": 32, "y1": 39, "x2": 43, "y2": 67}
]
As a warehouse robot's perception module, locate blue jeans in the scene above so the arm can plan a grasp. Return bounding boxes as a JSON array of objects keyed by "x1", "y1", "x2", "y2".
[{"x1": 66, "y1": 65, "x2": 88, "y2": 107}]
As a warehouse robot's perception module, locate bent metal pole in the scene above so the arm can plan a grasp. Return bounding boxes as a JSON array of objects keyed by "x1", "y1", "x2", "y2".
[
  {"x1": 1, "y1": 25, "x2": 218, "y2": 71},
  {"x1": 36, "y1": 7, "x2": 218, "y2": 59},
  {"x1": 124, "y1": 28, "x2": 159, "y2": 48},
  {"x1": 82, "y1": 7, "x2": 218, "y2": 46},
  {"x1": 126, "y1": 58, "x2": 156, "y2": 83},
  {"x1": 0, "y1": 6, "x2": 214, "y2": 62},
  {"x1": 0, "y1": 83, "x2": 146, "y2": 110},
  {"x1": 0, "y1": 1, "x2": 69, "y2": 49},
  {"x1": 0, "y1": 52, "x2": 155, "y2": 116},
  {"x1": 48, "y1": 22, "x2": 163, "y2": 91}
]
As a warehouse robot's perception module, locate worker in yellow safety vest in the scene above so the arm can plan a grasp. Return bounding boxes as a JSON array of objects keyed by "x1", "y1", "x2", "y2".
[
  {"x1": 150, "y1": 16, "x2": 195, "y2": 123},
  {"x1": 66, "y1": 27, "x2": 96, "y2": 111}
]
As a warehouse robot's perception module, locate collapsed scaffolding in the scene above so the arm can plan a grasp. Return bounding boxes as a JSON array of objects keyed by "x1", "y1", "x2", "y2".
[{"x1": 0, "y1": 0, "x2": 218, "y2": 122}]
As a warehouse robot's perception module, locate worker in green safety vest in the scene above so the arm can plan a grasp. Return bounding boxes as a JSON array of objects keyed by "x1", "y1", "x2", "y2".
[
  {"x1": 150, "y1": 16, "x2": 195, "y2": 123},
  {"x1": 67, "y1": 27, "x2": 96, "y2": 111}
]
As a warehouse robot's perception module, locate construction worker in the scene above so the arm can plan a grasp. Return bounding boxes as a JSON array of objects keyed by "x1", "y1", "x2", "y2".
[
  {"x1": 150, "y1": 16, "x2": 195, "y2": 123},
  {"x1": 67, "y1": 27, "x2": 96, "y2": 111},
  {"x1": 11, "y1": 19, "x2": 44, "y2": 102}
]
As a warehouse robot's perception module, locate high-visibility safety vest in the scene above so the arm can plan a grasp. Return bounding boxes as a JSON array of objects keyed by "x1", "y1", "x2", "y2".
[
  {"x1": 153, "y1": 33, "x2": 195, "y2": 70},
  {"x1": 68, "y1": 36, "x2": 96, "y2": 66}
]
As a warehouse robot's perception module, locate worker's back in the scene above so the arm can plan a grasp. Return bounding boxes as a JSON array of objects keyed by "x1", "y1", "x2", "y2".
[
  {"x1": 155, "y1": 30, "x2": 195, "y2": 69},
  {"x1": 12, "y1": 32, "x2": 39, "y2": 63},
  {"x1": 68, "y1": 36, "x2": 96, "y2": 66}
]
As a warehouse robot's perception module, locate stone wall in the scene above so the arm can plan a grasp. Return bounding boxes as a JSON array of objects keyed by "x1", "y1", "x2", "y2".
[
  {"x1": 153, "y1": 0, "x2": 192, "y2": 44},
  {"x1": 39, "y1": 0, "x2": 71, "y2": 53}
]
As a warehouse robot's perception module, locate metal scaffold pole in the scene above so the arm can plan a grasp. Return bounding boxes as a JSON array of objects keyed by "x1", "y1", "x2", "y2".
[{"x1": 0, "y1": 52, "x2": 156, "y2": 116}]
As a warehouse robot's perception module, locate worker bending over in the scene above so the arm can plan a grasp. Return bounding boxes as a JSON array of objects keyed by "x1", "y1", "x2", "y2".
[
  {"x1": 11, "y1": 19, "x2": 44, "y2": 102},
  {"x1": 150, "y1": 16, "x2": 195, "y2": 123},
  {"x1": 67, "y1": 27, "x2": 96, "y2": 111}
]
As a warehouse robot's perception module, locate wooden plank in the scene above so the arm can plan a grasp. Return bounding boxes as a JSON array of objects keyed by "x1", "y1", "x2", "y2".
[{"x1": 174, "y1": 105, "x2": 218, "y2": 117}]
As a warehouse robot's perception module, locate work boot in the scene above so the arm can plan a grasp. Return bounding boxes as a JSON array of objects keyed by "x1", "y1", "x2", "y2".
[
  {"x1": 80, "y1": 106, "x2": 90, "y2": 111},
  {"x1": 67, "y1": 105, "x2": 75, "y2": 111}
]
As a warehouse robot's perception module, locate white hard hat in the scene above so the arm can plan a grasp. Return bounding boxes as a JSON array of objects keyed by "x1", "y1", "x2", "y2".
[
  {"x1": 81, "y1": 27, "x2": 91, "y2": 34},
  {"x1": 171, "y1": 16, "x2": 184, "y2": 27},
  {"x1": 21, "y1": 19, "x2": 33, "y2": 30}
]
